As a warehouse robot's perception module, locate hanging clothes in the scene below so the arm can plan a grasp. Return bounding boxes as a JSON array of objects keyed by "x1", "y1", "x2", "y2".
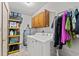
[
  {"x1": 51, "y1": 16, "x2": 57, "y2": 28},
  {"x1": 61, "y1": 11, "x2": 71, "y2": 44},
  {"x1": 74, "y1": 9, "x2": 79, "y2": 34},
  {"x1": 53, "y1": 10, "x2": 78, "y2": 49},
  {"x1": 51, "y1": 22, "x2": 53, "y2": 28},
  {"x1": 65, "y1": 11, "x2": 72, "y2": 48},
  {"x1": 54, "y1": 16, "x2": 63, "y2": 49},
  {"x1": 65, "y1": 11, "x2": 76, "y2": 48},
  {"x1": 54, "y1": 16, "x2": 60, "y2": 47},
  {"x1": 65, "y1": 16, "x2": 70, "y2": 31},
  {"x1": 72, "y1": 10, "x2": 76, "y2": 30},
  {"x1": 69, "y1": 11, "x2": 76, "y2": 40}
]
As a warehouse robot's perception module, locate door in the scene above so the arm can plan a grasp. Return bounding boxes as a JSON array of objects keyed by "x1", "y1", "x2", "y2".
[
  {"x1": 34, "y1": 15, "x2": 39, "y2": 28},
  {"x1": 38, "y1": 12, "x2": 44, "y2": 27},
  {"x1": 2, "y1": 3, "x2": 9, "y2": 56}
]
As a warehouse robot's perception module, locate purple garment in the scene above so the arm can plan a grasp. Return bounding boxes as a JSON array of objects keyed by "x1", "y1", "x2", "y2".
[{"x1": 61, "y1": 11, "x2": 71, "y2": 44}]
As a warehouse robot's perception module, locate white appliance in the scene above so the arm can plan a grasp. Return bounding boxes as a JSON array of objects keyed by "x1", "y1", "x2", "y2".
[{"x1": 27, "y1": 33, "x2": 53, "y2": 56}]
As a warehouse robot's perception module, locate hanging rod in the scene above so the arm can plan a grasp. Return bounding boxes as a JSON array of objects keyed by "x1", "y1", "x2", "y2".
[{"x1": 56, "y1": 8, "x2": 74, "y2": 16}]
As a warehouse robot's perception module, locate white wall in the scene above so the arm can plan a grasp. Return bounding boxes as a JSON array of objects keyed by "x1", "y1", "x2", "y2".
[{"x1": 20, "y1": 14, "x2": 32, "y2": 51}]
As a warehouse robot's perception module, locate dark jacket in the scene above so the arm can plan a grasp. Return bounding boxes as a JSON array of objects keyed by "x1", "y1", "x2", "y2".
[
  {"x1": 74, "y1": 9, "x2": 79, "y2": 34},
  {"x1": 54, "y1": 16, "x2": 63, "y2": 49}
]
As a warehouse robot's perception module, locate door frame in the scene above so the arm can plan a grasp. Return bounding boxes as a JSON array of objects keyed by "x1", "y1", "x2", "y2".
[
  {"x1": 0, "y1": 2, "x2": 3, "y2": 56},
  {"x1": 1, "y1": 2, "x2": 9, "y2": 56}
]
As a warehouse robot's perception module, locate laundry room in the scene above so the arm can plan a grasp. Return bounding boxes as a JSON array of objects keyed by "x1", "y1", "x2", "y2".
[{"x1": 0, "y1": 2, "x2": 79, "y2": 56}]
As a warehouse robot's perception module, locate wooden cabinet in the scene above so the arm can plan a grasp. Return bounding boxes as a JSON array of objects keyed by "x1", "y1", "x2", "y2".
[
  {"x1": 34, "y1": 15, "x2": 39, "y2": 28},
  {"x1": 45, "y1": 10, "x2": 49, "y2": 27},
  {"x1": 38, "y1": 12, "x2": 45, "y2": 27},
  {"x1": 32, "y1": 10, "x2": 49, "y2": 28},
  {"x1": 38, "y1": 10, "x2": 49, "y2": 27},
  {"x1": 32, "y1": 15, "x2": 39, "y2": 28}
]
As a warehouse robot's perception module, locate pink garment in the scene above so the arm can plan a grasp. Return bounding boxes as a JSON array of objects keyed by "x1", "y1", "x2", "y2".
[{"x1": 61, "y1": 11, "x2": 71, "y2": 44}]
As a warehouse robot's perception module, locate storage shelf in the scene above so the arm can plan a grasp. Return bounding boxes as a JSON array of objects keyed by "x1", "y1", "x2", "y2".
[
  {"x1": 8, "y1": 50, "x2": 19, "y2": 54},
  {"x1": 9, "y1": 19, "x2": 21, "y2": 22},
  {"x1": 8, "y1": 17, "x2": 21, "y2": 55},
  {"x1": 8, "y1": 35, "x2": 20, "y2": 38},
  {"x1": 8, "y1": 43, "x2": 21, "y2": 46},
  {"x1": 8, "y1": 27, "x2": 19, "y2": 30}
]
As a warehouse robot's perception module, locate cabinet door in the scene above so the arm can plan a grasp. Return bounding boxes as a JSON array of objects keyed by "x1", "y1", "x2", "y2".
[
  {"x1": 32, "y1": 39, "x2": 37, "y2": 56},
  {"x1": 45, "y1": 10, "x2": 49, "y2": 27},
  {"x1": 34, "y1": 15, "x2": 39, "y2": 28},
  {"x1": 32, "y1": 17, "x2": 35, "y2": 28},
  {"x1": 38, "y1": 12, "x2": 45, "y2": 27},
  {"x1": 36, "y1": 41, "x2": 42, "y2": 56},
  {"x1": 33, "y1": 40, "x2": 42, "y2": 56}
]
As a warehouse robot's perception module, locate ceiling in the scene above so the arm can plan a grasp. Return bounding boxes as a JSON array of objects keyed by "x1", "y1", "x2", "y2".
[{"x1": 8, "y1": 2, "x2": 47, "y2": 16}]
